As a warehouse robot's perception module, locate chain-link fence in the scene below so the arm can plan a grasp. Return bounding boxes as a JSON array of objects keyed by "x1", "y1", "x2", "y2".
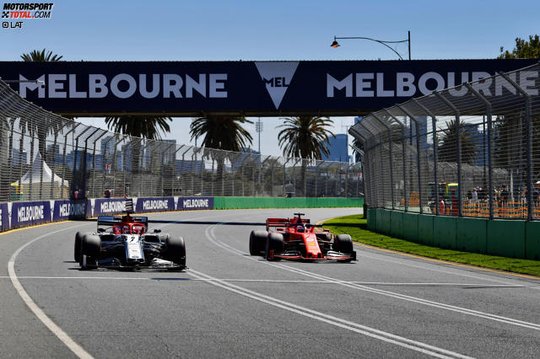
[
  {"x1": 351, "y1": 62, "x2": 540, "y2": 220},
  {"x1": 0, "y1": 79, "x2": 362, "y2": 202}
]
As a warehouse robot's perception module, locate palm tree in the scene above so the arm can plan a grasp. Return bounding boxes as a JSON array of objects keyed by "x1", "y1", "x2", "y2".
[
  {"x1": 18, "y1": 49, "x2": 68, "y2": 164},
  {"x1": 189, "y1": 115, "x2": 253, "y2": 151},
  {"x1": 21, "y1": 48, "x2": 63, "y2": 62},
  {"x1": 105, "y1": 116, "x2": 173, "y2": 173},
  {"x1": 277, "y1": 116, "x2": 335, "y2": 195},
  {"x1": 189, "y1": 115, "x2": 253, "y2": 192},
  {"x1": 437, "y1": 119, "x2": 476, "y2": 165}
]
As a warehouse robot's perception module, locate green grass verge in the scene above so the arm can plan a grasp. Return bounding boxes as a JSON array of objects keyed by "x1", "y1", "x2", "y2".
[{"x1": 323, "y1": 214, "x2": 540, "y2": 278}]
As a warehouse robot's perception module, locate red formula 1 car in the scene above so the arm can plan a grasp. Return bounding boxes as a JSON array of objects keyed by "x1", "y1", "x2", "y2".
[{"x1": 249, "y1": 213, "x2": 356, "y2": 262}]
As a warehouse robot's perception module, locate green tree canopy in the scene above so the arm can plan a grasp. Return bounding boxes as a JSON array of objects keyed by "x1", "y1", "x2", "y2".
[{"x1": 498, "y1": 34, "x2": 540, "y2": 59}]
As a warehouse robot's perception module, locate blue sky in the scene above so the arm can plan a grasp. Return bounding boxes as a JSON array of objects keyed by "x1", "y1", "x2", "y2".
[{"x1": 2, "y1": 0, "x2": 539, "y2": 156}]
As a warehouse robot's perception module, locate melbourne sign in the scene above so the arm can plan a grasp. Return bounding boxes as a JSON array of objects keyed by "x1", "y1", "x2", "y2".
[
  {"x1": 177, "y1": 196, "x2": 214, "y2": 210},
  {"x1": 0, "y1": 59, "x2": 536, "y2": 115}
]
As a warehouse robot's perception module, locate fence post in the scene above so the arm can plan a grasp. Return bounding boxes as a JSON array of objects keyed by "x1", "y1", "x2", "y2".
[
  {"x1": 435, "y1": 93, "x2": 462, "y2": 217},
  {"x1": 498, "y1": 71, "x2": 533, "y2": 221},
  {"x1": 412, "y1": 98, "x2": 440, "y2": 216},
  {"x1": 371, "y1": 114, "x2": 394, "y2": 209},
  {"x1": 382, "y1": 110, "x2": 408, "y2": 211},
  {"x1": 397, "y1": 105, "x2": 424, "y2": 214},
  {"x1": 464, "y1": 83, "x2": 495, "y2": 220}
]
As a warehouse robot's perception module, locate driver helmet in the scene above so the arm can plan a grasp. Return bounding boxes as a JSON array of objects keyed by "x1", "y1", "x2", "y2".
[{"x1": 296, "y1": 224, "x2": 305, "y2": 233}]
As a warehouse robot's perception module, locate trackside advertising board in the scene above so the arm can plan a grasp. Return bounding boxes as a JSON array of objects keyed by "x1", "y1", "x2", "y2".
[
  {"x1": 0, "y1": 203, "x2": 8, "y2": 231},
  {"x1": 135, "y1": 197, "x2": 175, "y2": 212},
  {"x1": 177, "y1": 196, "x2": 214, "y2": 211},
  {"x1": 53, "y1": 199, "x2": 87, "y2": 220},
  {"x1": 0, "y1": 59, "x2": 536, "y2": 116},
  {"x1": 11, "y1": 201, "x2": 51, "y2": 228},
  {"x1": 91, "y1": 198, "x2": 128, "y2": 217}
]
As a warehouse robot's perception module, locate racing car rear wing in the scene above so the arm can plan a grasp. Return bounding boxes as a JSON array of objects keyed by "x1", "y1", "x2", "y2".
[
  {"x1": 266, "y1": 217, "x2": 311, "y2": 230},
  {"x1": 97, "y1": 215, "x2": 149, "y2": 226}
]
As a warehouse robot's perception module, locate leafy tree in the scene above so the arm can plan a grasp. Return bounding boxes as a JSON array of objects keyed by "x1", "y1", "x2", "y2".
[
  {"x1": 277, "y1": 116, "x2": 334, "y2": 195},
  {"x1": 105, "y1": 116, "x2": 173, "y2": 173},
  {"x1": 496, "y1": 34, "x2": 540, "y2": 180},
  {"x1": 437, "y1": 119, "x2": 476, "y2": 165},
  {"x1": 498, "y1": 35, "x2": 540, "y2": 59}
]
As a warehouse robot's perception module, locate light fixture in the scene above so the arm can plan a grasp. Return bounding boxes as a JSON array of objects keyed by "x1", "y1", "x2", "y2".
[
  {"x1": 330, "y1": 31, "x2": 411, "y2": 60},
  {"x1": 330, "y1": 37, "x2": 340, "y2": 48}
]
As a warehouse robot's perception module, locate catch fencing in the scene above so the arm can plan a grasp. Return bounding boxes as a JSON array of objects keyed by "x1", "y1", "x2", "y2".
[
  {"x1": 0, "y1": 79, "x2": 362, "y2": 203},
  {"x1": 351, "y1": 62, "x2": 540, "y2": 220}
]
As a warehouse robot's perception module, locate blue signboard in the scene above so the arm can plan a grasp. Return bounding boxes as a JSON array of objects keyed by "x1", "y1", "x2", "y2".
[
  {"x1": 0, "y1": 59, "x2": 536, "y2": 115},
  {"x1": 177, "y1": 196, "x2": 214, "y2": 211},
  {"x1": 92, "y1": 198, "x2": 127, "y2": 217},
  {"x1": 53, "y1": 199, "x2": 87, "y2": 220},
  {"x1": 11, "y1": 201, "x2": 52, "y2": 228},
  {"x1": 0, "y1": 203, "x2": 9, "y2": 232},
  {"x1": 135, "y1": 197, "x2": 175, "y2": 212}
]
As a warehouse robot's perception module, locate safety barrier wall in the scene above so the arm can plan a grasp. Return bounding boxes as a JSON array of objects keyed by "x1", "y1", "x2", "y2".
[
  {"x1": 367, "y1": 208, "x2": 540, "y2": 260},
  {"x1": 0, "y1": 196, "x2": 363, "y2": 232},
  {"x1": 214, "y1": 196, "x2": 363, "y2": 210}
]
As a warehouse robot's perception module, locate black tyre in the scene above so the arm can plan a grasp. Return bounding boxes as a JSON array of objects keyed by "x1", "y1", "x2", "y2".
[
  {"x1": 249, "y1": 230, "x2": 268, "y2": 255},
  {"x1": 164, "y1": 235, "x2": 187, "y2": 268},
  {"x1": 74, "y1": 231, "x2": 83, "y2": 262},
  {"x1": 265, "y1": 232, "x2": 284, "y2": 261},
  {"x1": 316, "y1": 232, "x2": 332, "y2": 242},
  {"x1": 80, "y1": 234, "x2": 101, "y2": 270},
  {"x1": 333, "y1": 234, "x2": 353, "y2": 254}
]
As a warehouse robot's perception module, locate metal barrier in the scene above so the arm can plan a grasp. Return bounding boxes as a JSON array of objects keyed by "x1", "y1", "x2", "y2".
[
  {"x1": 0, "y1": 79, "x2": 362, "y2": 202},
  {"x1": 350, "y1": 62, "x2": 540, "y2": 220}
]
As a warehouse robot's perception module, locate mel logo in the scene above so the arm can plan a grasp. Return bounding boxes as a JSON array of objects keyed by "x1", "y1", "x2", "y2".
[{"x1": 255, "y1": 62, "x2": 299, "y2": 109}]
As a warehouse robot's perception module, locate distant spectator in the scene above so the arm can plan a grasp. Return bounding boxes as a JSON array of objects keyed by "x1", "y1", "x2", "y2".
[
  {"x1": 104, "y1": 189, "x2": 111, "y2": 198},
  {"x1": 471, "y1": 187, "x2": 478, "y2": 203},
  {"x1": 500, "y1": 185, "x2": 509, "y2": 205}
]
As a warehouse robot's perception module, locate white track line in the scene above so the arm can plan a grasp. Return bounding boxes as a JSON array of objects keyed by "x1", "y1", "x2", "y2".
[
  {"x1": 8, "y1": 224, "x2": 93, "y2": 359},
  {"x1": 189, "y1": 268, "x2": 473, "y2": 359},
  {"x1": 206, "y1": 223, "x2": 540, "y2": 331},
  {"x1": 0, "y1": 275, "x2": 525, "y2": 287}
]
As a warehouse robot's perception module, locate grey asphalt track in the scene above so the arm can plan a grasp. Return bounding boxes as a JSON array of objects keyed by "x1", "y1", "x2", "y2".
[{"x1": 1, "y1": 208, "x2": 539, "y2": 358}]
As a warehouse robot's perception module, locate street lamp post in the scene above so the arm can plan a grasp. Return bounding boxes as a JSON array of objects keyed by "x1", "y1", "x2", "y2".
[
  {"x1": 331, "y1": 31, "x2": 411, "y2": 60},
  {"x1": 255, "y1": 117, "x2": 263, "y2": 154}
]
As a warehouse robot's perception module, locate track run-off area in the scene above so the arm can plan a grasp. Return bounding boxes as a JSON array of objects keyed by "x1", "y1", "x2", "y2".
[{"x1": 1, "y1": 208, "x2": 539, "y2": 358}]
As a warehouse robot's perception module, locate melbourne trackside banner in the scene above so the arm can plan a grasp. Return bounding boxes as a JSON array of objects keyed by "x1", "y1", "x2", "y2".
[
  {"x1": 0, "y1": 59, "x2": 536, "y2": 115},
  {"x1": 177, "y1": 196, "x2": 214, "y2": 211},
  {"x1": 91, "y1": 198, "x2": 128, "y2": 217},
  {"x1": 135, "y1": 197, "x2": 175, "y2": 212},
  {"x1": 10, "y1": 200, "x2": 52, "y2": 229},
  {"x1": 0, "y1": 202, "x2": 9, "y2": 232},
  {"x1": 53, "y1": 199, "x2": 87, "y2": 220}
]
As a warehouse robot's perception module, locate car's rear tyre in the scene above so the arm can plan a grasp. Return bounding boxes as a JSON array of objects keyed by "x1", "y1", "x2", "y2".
[
  {"x1": 333, "y1": 234, "x2": 353, "y2": 253},
  {"x1": 74, "y1": 231, "x2": 83, "y2": 262},
  {"x1": 249, "y1": 230, "x2": 268, "y2": 255},
  {"x1": 164, "y1": 235, "x2": 186, "y2": 269},
  {"x1": 265, "y1": 232, "x2": 284, "y2": 261},
  {"x1": 80, "y1": 234, "x2": 100, "y2": 270}
]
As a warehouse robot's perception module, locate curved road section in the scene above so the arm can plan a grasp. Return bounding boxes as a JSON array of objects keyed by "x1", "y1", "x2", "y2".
[{"x1": 1, "y1": 208, "x2": 539, "y2": 358}]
